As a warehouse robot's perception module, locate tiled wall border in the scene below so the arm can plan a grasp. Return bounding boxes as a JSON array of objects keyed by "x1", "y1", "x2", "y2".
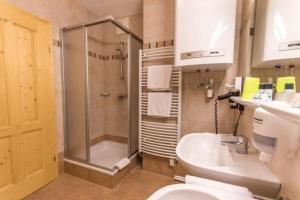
[
  {"x1": 88, "y1": 51, "x2": 110, "y2": 60},
  {"x1": 143, "y1": 39, "x2": 174, "y2": 49},
  {"x1": 87, "y1": 51, "x2": 129, "y2": 61},
  {"x1": 53, "y1": 39, "x2": 128, "y2": 61}
]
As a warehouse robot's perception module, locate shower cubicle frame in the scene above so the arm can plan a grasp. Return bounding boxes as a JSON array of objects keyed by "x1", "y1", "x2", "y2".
[{"x1": 61, "y1": 16, "x2": 143, "y2": 174}]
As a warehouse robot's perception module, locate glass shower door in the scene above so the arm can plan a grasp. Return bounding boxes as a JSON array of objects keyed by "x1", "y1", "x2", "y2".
[
  {"x1": 62, "y1": 19, "x2": 143, "y2": 172},
  {"x1": 129, "y1": 36, "x2": 142, "y2": 156},
  {"x1": 63, "y1": 27, "x2": 88, "y2": 162},
  {"x1": 86, "y1": 22, "x2": 130, "y2": 170}
]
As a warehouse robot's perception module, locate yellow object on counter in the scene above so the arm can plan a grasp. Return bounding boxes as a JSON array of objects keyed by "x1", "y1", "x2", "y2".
[
  {"x1": 242, "y1": 77, "x2": 260, "y2": 100},
  {"x1": 276, "y1": 76, "x2": 296, "y2": 93}
]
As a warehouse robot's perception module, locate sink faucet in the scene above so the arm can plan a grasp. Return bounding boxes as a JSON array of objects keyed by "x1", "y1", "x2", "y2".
[{"x1": 221, "y1": 135, "x2": 248, "y2": 154}]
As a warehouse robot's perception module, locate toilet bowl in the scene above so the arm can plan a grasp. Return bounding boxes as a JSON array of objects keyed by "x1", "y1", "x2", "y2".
[{"x1": 148, "y1": 176, "x2": 254, "y2": 200}]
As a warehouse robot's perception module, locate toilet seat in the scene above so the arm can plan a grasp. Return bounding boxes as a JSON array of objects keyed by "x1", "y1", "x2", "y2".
[
  {"x1": 185, "y1": 175, "x2": 252, "y2": 197},
  {"x1": 148, "y1": 176, "x2": 254, "y2": 200}
]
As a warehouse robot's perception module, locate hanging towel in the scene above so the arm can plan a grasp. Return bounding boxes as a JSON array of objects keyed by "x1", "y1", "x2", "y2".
[
  {"x1": 147, "y1": 65, "x2": 172, "y2": 90},
  {"x1": 147, "y1": 92, "x2": 172, "y2": 117}
]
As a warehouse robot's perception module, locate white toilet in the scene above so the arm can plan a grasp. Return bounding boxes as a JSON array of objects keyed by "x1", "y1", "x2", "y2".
[{"x1": 148, "y1": 176, "x2": 255, "y2": 200}]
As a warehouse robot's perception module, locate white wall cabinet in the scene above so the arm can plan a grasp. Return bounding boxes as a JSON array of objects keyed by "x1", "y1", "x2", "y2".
[
  {"x1": 252, "y1": 0, "x2": 300, "y2": 68},
  {"x1": 175, "y1": 0, "x2": 237, "y2": 71}
]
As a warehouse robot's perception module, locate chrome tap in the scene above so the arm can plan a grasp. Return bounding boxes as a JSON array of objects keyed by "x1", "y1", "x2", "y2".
[{"x1": 221, "y1": 135, "x2": 248, "y2": 154}]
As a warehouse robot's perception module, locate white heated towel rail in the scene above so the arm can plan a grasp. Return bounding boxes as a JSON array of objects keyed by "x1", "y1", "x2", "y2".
[{"x1": 139, "y1": 46, "x2": 182, "y2": 159}]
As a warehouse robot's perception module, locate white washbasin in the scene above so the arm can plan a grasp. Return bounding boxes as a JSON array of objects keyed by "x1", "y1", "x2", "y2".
[
  {"x1": 262, "y1": 101, "x2": 300, "y2": 125},
  {"x1": 147, "y1": 184, "x2": 254, "y2": 200},
  {"x1": 176, "y1": 132, "x2": 232, "y2": 167},
  {"x1": 176, "y1": 133, "x2": 281, "y2": 198}
]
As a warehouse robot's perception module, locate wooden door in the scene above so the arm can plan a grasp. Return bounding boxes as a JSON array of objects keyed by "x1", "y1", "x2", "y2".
[{"x1": 0, "y1": 3, "x2": 58, "y2": 200}]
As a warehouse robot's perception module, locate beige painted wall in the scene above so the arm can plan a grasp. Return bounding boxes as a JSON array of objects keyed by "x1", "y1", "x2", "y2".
[{"x1": 237, "y1": 1, "x2": 300, "y2": 199}]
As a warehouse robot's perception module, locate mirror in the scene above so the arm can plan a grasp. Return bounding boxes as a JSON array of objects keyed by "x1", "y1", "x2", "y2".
[{"x1": 238, "y1": 0, "x2": 300, "y2": 91}]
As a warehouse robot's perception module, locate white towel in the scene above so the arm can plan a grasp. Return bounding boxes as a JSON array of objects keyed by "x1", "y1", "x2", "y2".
[
  {"x1": 147, "y1": 92, "x2": 172, "y2": 117},
  {"x1": 185, "y1": 175, "x2": 252, "y2": 197},
  {"x1": 115, "y1": 158, "x2": 131, "y2": 170},
  {"x1": 147, "y1": 65, "x2": 172, "y2": 90}
]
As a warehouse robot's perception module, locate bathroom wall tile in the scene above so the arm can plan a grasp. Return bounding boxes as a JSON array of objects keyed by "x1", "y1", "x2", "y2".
[
  {"x1": 142, "y1": 0, "x2": 243, "y2": 176},
  {"x1": 89, "y1": 170, "x2": 113, "y2": 188},
  {"x1": 90, "y1": 135, "x2": 128, "y2": 146},
  {"x1": 64, "y1": 156, "x2": 139, "y2": 189},
  {"x1": 111, "y1": 157, "x2": 138, "y2": 187},
  {"x1": 143, "y1": 0, "x2": 175, "y2": 43},
  {"x1": 104, "y1": 135, "x2": 128, "y2": 144},
  {"x1": 181, "y1": 72, "x2": 236, "y2": 136},
  {"x1": 142, "y1": 153, "x2": 187, "y2": 178},
  {"x1": 64, "y1": 162, "x2": 91, "y2": 182},
  {"x1": 117, "y1": 12, "x2": 143, "y2": 39},
  {"x1": 143, "y1": 0, "x2": 243, "y2": 138},
  {"x1": 88, "y1": 37, "x2": 106, "y2": 140},
  {"x1": 143, "y1": 39, "x2": 174, "y2": 49},
  {"x1": 103, "y1": 42, "x2": 129, "y2": 139},
  {"x1": 142, "y1": 153, "x2": 175, "y2": 177},
  {"x1": 90, "y1": 135, "x2": 106, "y2": 146}
]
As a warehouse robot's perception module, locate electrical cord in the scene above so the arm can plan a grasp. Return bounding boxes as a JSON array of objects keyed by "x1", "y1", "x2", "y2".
[
  {"x1": 215, "y1": 99, "x2": 218, "y2": 134},
  {"x1": 215, "y1": 97, "x2": 243, "y2": 135},
  {"x1": 233, "y1": 106, "x2": 244, "y2": 136}
]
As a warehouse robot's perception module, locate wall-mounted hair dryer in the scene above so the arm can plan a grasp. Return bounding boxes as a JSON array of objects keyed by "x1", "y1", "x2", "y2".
[{"x1": 217, "y1": 90, "x2": 240, "y2": 100}]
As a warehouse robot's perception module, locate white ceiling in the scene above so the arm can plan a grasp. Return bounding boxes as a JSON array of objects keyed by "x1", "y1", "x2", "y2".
[{"x1": 75, "y1": 0, "x2": 143, "y2": 18}]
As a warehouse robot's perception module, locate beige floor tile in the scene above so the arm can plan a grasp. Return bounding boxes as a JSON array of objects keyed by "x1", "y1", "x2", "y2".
[{"x1": 25, "y1": 166, "x2": 175, "y2": 200}]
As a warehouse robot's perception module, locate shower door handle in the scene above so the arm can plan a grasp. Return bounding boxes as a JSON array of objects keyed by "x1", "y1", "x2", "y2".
[{"x1": 100, "y1": 92, "x2": 111, "y2": 97}]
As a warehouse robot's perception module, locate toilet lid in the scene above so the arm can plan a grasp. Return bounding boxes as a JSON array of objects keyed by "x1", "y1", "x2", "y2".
[
  {"x1": 147, "y1": 184, "x2": 255, "y2": 200},
  {"x1": 185, "y1": 175, "x2": 252, "y2": 197}
]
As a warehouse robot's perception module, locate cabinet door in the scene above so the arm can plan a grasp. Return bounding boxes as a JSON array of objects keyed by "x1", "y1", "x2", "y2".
[
  {"x1": 0, "y1": 3, "x2": 57, "y2": 200},
  {"x1": 175, "y1": 0, "x2": 237, "y2": 70}
]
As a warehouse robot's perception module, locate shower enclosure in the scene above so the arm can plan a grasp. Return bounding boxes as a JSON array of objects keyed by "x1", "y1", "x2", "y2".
[{"x1": 62, "y1": 16, "x2": 142, "y2": 173}]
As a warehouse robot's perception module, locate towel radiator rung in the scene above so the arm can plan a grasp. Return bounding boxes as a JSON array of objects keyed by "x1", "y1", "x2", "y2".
[{"x1": 139, "y1": 46, "x2": 181, "y2": 159}]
